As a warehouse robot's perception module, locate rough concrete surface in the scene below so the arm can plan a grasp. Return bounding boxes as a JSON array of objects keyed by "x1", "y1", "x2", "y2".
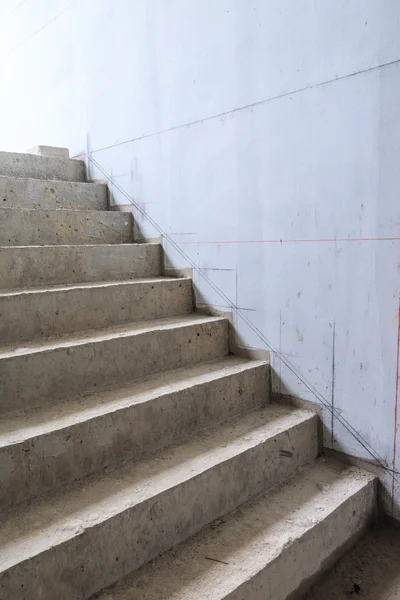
[
  {"x1": 0, "y1": 357, "x2": 268, "y2": 507},
  {"x1": 3, "y1": 0, "x2": 399, "y2": 519},
  {"x1": 0, "y1": 277, "x2": 193, "y2": 344},
  {"x1": 0, "y1": 209, "x2": 133, "y2": 245},
  {"x1": 0, "y1": 151, "x2": 85, "y2": 181},
  {"x1": 0, "y1": 146, "x2": 380, "y2": 600},
  {"x1": 92, "y1": 459, "x2": 376, "y2": 600},
  {"x1": 0, "y1": 242, "x2": 161, "y2": 289},
  {"x1": 0, "y1": 406, "x2": 318, "y2": 600},
  {"x1": 0, "y1": 176, "x2": 107, "y2": 210},
  {"x1": 304, "y1": 523, "x2": 400, "y2": 600},
  {"x1": 0, "y1": 315, "x2": 229, "y2": 414}
]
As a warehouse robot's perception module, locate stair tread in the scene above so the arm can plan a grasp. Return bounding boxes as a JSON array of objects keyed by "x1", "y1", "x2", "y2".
[
  {"x1": 0, "y1": 404, "x2": 314, "y2": 573},
  {"x1": 93, "y1": 459, "x2": 375, "y2": 600},
  {"x1": 0, "y1": 276, "x2": 188, "y2": 297},
  {"x1": 0, "y1": 174, "x2": 99, "y2": 186},
  {"x1": 0, "y1": 242, "x2": 156, "y2": 249},
  {"x1": 0, "y1": 314, "x2": 222, "y2": 358},
  {"x1": 0, "y1": 207, "x2": 106, "y2": 211},
  {"x1": 0, "y1": 356, "x2": 266, "y2": 445},
  {"x1": 0, "y1": 208, "x2": 113, "y2": 214}
]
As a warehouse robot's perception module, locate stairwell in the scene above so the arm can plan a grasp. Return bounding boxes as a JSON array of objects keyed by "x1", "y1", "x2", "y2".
[{"x1": 0, "y1": 146, "x2": 377, "y2": 600}]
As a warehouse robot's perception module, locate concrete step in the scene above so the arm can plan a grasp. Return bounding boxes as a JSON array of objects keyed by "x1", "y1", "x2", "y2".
[
  {"x1": 0, "y1": 405, "x2": 318, "y2": 600},
  {"x1": 0, "y1": 277, "x2": 193, "y2": 345},
  {"x1": 0, "y1": 315, "x2": 229, "y2": 415},
  {"x1": 0, "y1": 243, "x2": 161, "y2": 290},
  {"x1": 27, "y1": 145, "x2": 69, "y2": 159},
  {"x1": 0, "y1": 176, "x2": 107, "y2": 210},
  {"x1": 0, "y1": 357, "x2": 269, "y2": 508},
  {"x1": 0, "y1": 151, "x2": 85, "y2": 182},
  {"x1": 94, "y1": 459, "x2": 376, "y2": 600},
  {"x1": 0, "y1": 209, "x2": 133, "y2": 246}
]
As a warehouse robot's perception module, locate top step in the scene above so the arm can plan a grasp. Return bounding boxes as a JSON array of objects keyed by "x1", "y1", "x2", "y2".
[
  {"x1": 27, "y1": 146, "x2": 70, "y2": 160},
  {"x1": 0, "y1": 147, "x2": 85, "y2": 182}
]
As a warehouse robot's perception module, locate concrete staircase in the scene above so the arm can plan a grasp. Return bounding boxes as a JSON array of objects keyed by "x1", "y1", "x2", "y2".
[{"x1": 0, "y1": 147, "x2": 377, "y2": 600}]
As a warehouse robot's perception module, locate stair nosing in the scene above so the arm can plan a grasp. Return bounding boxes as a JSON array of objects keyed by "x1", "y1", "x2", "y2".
[
  {"x1": 0, "y1": 405, "x2": 316, "y2": 574},
  {"x1": 94, "y1": 459, "x2": 375, "y2": 600},
  {"x1": 0, "y1": 241, "x2": 158, "y2": 249},
  {"x1": 0, "y1": 208, "x2": 118, "y2": 214},
  {"x1": 0, "y1": 276, "x2": 190, "y2": 297},
  {"x1": 0, "y1": 174, "x2": 104, "y2": 187},
  {"x1": 0, "y1": 314, "x2": 226, "y2": 358},
  {"x1": 0, "y1": 357, "x2": 267, "y2": 447}
]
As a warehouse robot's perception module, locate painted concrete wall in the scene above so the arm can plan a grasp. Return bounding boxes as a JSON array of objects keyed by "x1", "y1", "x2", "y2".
[{"x1": 1, "y1": 1, "x2": 400, "y2": 517}]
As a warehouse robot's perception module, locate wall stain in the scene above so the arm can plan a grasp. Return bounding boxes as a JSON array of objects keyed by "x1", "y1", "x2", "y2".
[{"x1": 296, "y1": 325, "x2": 304, "y2": 343}]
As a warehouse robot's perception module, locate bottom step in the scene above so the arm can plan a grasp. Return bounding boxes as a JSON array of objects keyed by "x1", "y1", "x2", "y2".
[{"x1": 94, "y1": 459, "x2": 376, "y2": 600}]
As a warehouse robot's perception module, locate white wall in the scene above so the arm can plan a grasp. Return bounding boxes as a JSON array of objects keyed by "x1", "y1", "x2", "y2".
[
  {"x1": 0, "y1": 0, "x2": 86, "y2": 152},
  {"x1": 1, "y1": 0, "x2": 400, "y2": 517}
]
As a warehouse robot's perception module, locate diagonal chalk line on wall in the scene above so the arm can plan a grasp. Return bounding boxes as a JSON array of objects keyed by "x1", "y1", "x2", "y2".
[
  {"x1": 178, "y1": 237, "x2": 400, "y2": 244},
  {"x1": 75, "y1": 56, "x2": 400, "y2": 159},
  {"x1": 86, "y1": 153, "x2": 400, "y2": 484},
  {"x1": 1, "y1": 2, "x2": 74, "y2": 61}
]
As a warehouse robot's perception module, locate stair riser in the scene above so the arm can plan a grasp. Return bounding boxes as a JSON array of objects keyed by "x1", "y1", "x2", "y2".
[
  {"x1": 0, "y1": 416, "x2": 318, "y2": 600},
  {"x1": 229, "y1": 481, "x2": 376, "y2": 600},
  {"x1": 0, "y1": 152, "x2": 85, "y2": 182},
  {"x1": 0, "y1": 211, "x2": 133, "y2": 246},
  {"x1": 0, "y1": 177, "x2": 107, "y2": 210},
  {"x1": 0, "y1": 320, "x2": 229, "y2": 414},
  {"x1": 0, "y1": 279, "x2": 193, "y2": 344},
  {"x1": 0, "y1": 244, "x2": 161, "y2": 290},
  {"x1": 0, "y1": 364, "x2": 269, "y2": 508}
]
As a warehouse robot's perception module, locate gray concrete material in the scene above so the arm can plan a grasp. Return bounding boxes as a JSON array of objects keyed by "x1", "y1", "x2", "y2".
[
  {"x1": 0, "y1": 176, "x2": 107, "y2": 210},
  {"x1": 0, "y1": 151, "x2": 85, "y2": 182},
  {"x1": 27, "y1": 146, "x2": 70, "y2": 159},
  {"x1": 94, "y1": 460, "x2": 376, "y2": 600},
  {"x1": 0, "y1": 243, "x2": 161, "y2": 290},
  {"x1": 4, "y1": 0, "x2": 400, "y2": 517},
  {"x1": 0, "y1": 315, "x2": 229, "y2": 414},
  {"x1": 0, "y1": 277, "x2": 193, "y2": 344},
  {"x1": 0, "y1": 209, "x2": 133, "y2": 246},
  {"x1": 304, "y1": 523, "x2": 400, "y2": 599},
  {"x1": 0, "y1": 358, "x2": 269, "y2": 507},
  {"x1": 0, "y1": 405, "x2": 318, "y2": 600}
]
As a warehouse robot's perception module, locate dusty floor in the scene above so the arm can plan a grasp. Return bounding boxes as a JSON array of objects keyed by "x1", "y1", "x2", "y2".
[{"x1": 304, "y1": 523, "x2": 400, "y2": 599}]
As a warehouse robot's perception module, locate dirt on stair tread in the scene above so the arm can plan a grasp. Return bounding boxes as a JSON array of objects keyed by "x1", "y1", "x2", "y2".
[
  {"x1": 0, "y1": 404, "x2": 314, "y2": 573},
  {"x1": 92, "y1": 459, "x2": 375, "y2": 600},
  {"x1": 0, "y1": 313, "x2": 225, "y2": 358},
  {"x1": 0, "y1": 356, "x2": 266, "y2": 443},
  {"x1": 0, "y1": 276, "x2": 188, "y2": 297},
  {"x1": 304, "y1": 523, "x2": 400, "y2": 600}
]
